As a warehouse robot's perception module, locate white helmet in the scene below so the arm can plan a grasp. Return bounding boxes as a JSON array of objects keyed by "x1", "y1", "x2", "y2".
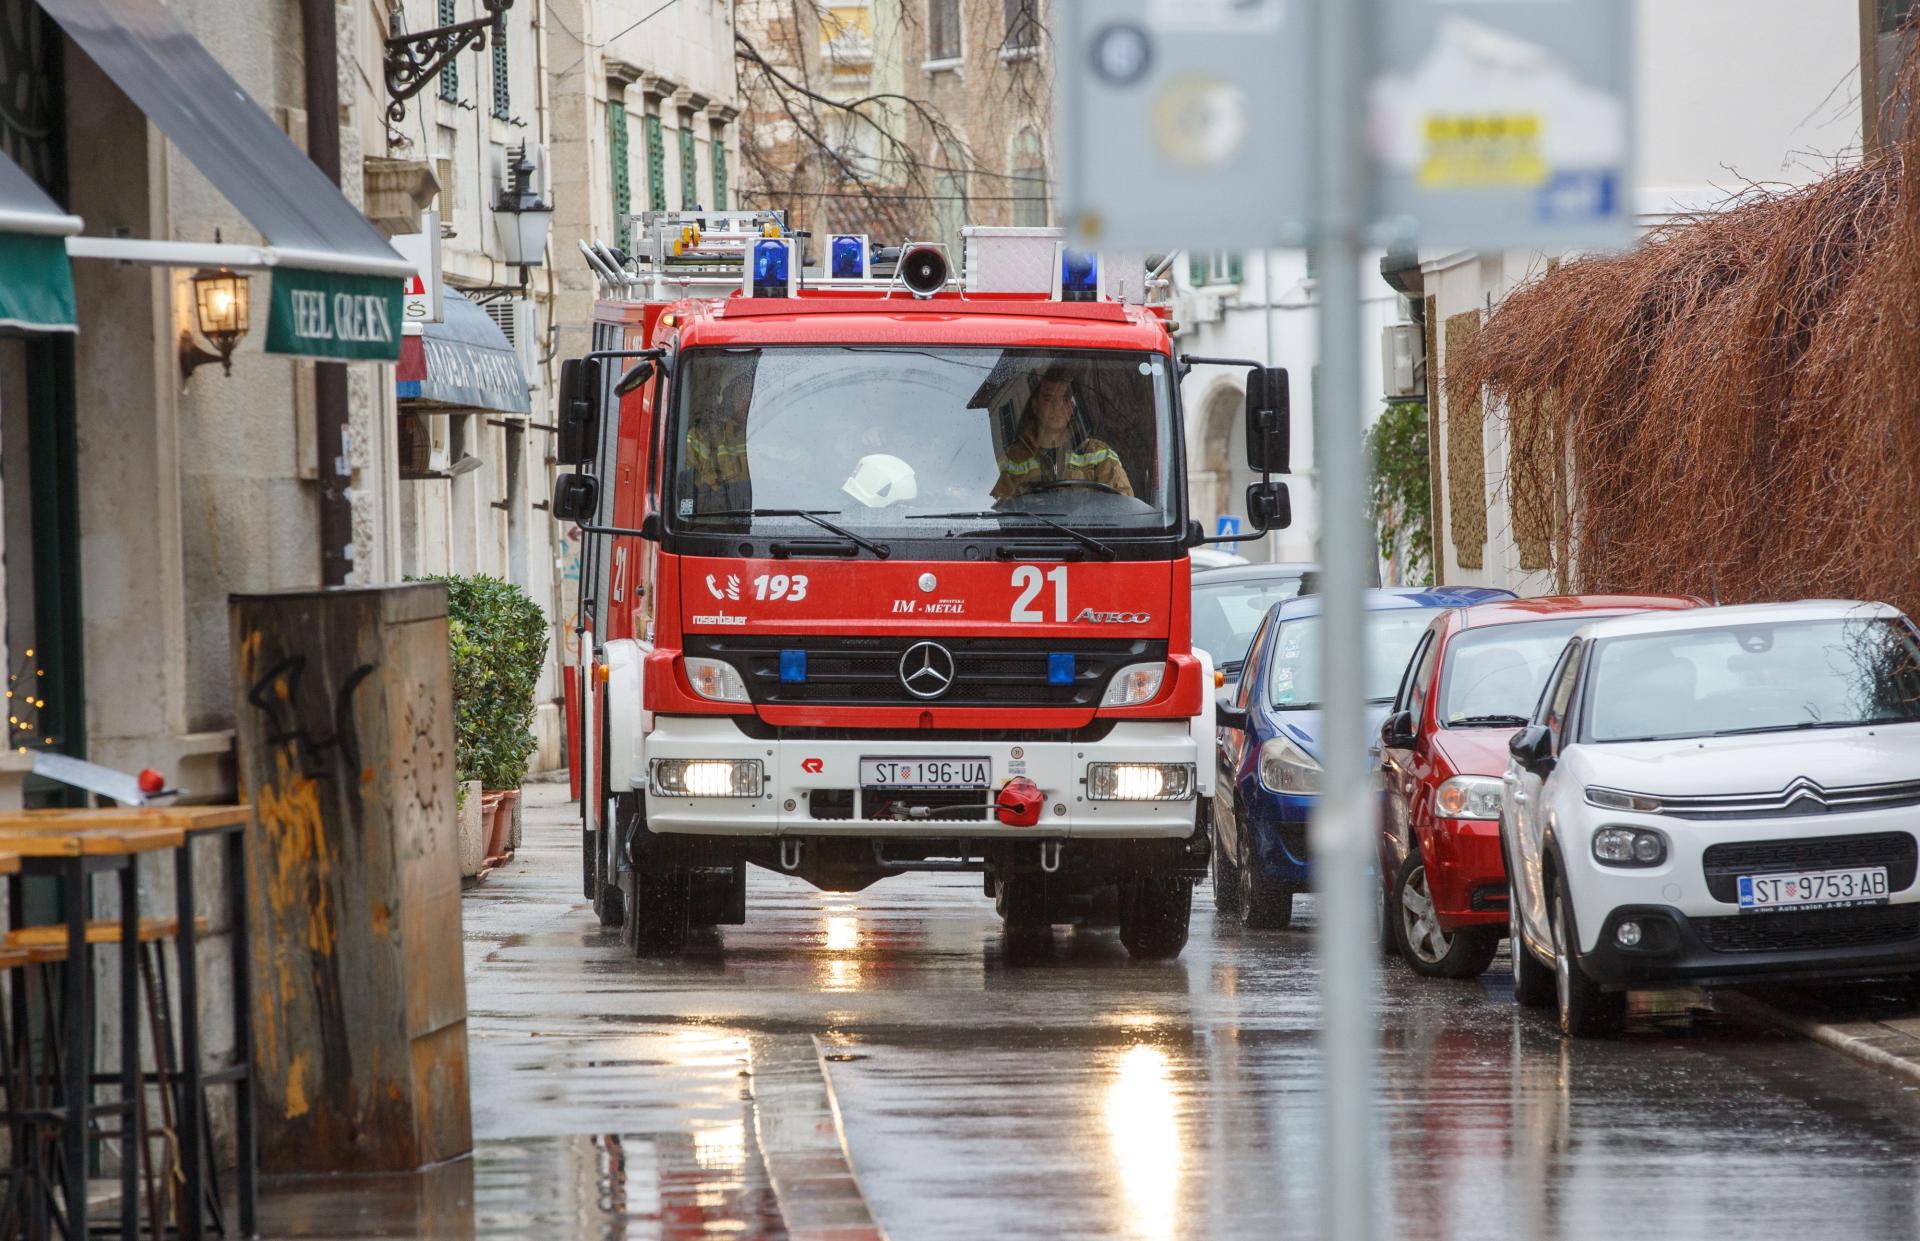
[{"x1": 842, "y1": 454, "x2": 917, "y2": 508}]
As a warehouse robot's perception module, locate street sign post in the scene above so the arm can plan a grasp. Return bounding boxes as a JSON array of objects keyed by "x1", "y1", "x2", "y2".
[
  {"x1": 1214, "y1": 514, "x2": 1241, "y2": 552},
  {"x1": 1055, "y1": 3, "x2": 1633, "y2": 1237}
]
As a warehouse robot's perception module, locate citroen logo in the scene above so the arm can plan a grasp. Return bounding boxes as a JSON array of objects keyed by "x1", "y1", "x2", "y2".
[
  {"x1": 899, "y1": 641, "x2": 956, "y2": 699},
  {"x1": 1782, "y1": 777, "x2": 1829, "y2": 808}
]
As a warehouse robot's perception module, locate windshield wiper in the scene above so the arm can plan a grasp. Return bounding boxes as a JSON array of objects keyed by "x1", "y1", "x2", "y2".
[
  {"x1": 1447, "y1": 714, "x2": 1533, "y2": 728},
  {"x1": 699, "y1": 509, "x2": 891, "y2": 559},
  {"x1": 907, "y1": 511, "x2": 1117, "y2": 561},
  {"x1": 1706, "y1": 719, "x2": 1887, "y2": 737}
]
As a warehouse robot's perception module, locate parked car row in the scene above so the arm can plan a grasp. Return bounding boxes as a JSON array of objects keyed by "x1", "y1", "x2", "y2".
[{"x1": 1194, "y1": 563, "x2": 1920, "y2": 1039}]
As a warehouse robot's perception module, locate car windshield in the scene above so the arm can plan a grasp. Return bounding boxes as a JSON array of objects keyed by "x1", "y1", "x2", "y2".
[
  {"x1": 1585, "y1": 615, "x2": 1920, "y2": 743},
  {"x1": 1438, "y1": 616, "x2": 1593, "y2": 726},
  {"x1": 1192, "y1": 576, "x2": 1304, "y2": 670},
  {"x1": 1268, "y1": 609, "x2": 1436, "y2": 708},
  {"x1": 668, "y1": 346, "x2": 1176, "y2": 535}
]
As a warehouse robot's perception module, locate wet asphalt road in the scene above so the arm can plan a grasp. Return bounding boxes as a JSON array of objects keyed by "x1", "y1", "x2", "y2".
[{"x1": 262, "y1": 783, "x2": 1920, "y2": 1239}]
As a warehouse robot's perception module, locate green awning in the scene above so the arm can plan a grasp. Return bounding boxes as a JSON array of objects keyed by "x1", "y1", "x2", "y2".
[{"x1": 0, "y1": 150, "x2": 80, "y2": 335}]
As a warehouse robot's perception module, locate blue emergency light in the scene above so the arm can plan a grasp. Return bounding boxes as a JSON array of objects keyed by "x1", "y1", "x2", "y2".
[
  {"x1": 830, "y1": 234, "x2": 867, "y2": 280},
  {"x1": 1060, "y1": 249, "x2": 1098, "y2": 302},
  {"x1": 752, "y1": 238, "x2": 791, "y2": 297},
  {"x1": 780, "y1": 649, "x2": 808, "y2": 683},
  {"x1": 1047, "y1": 652, "x2": 1076, "y2": 686}
]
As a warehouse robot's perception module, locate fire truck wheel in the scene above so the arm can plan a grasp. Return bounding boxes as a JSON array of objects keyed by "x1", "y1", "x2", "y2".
[
  {"x1": 1119, "y1": 876, "x2": 1192, "y2": 960},
  {"x1": 623, "y1": 862, "x2": 691, "y2": 955},
  {"x1": 996, "y1": 876, "x2": 1054, "y2": 935},
  {"x1": 595, "y1": 795, "x2": 639, "y2": 928}
]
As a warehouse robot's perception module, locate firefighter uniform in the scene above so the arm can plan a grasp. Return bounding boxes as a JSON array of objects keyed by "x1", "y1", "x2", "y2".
[
  {"x1": 992, "y1": 430, "x2": 1134, "y2": 499},
  {"x1": 685, "y1": 424, "x2": 751, "y2": 490}
]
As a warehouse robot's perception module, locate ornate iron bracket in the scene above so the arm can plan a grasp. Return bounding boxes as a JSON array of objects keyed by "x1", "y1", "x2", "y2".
[{"x1": 383, "y1": 0, "x2": 514, "y2": 124}]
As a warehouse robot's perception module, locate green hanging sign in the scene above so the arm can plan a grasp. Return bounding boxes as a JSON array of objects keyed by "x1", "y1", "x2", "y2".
[
  {"x1": 265, "y1": 268, "x2": 403, "y2": 361},
  {"x1": 0, "y1": 233, "x2": 78, "y2": 334}
]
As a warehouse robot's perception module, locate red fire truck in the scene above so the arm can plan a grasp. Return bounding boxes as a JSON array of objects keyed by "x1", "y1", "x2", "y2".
[{"x1": 554, "y1": 214, "x2": 1291, "y2": 959}]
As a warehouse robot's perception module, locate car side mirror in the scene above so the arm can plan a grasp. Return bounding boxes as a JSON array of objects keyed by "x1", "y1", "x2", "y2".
[
  {"x1": 552, "y1": 472, "x2": 599, "y2": 522},
  {"x1": 1245, "y1": 480, "x2": 1292, "y2": 533},
  {"x1": 1509, "y1": 724, "x2": 1555, "y2": 775},
  {"x1": 1382, "y1": 710, "x2": 1416, "y2": 749},
  {"x1": 556, "y1": 357, "x2": 604, "y2": 465},
  {"x1": 1244, "y1": 366, "x2": 1291, "y2": 474},
  {"x1": 1216, "y1": 694, "x2": 1248, "y2": 733}
]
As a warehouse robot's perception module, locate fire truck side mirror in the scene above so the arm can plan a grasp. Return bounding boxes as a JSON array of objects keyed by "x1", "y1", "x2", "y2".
[
  {"x1": 557, "y1": 357, "x2": 604, "y2": 465},
  {"x1": 1245, "y1": 480, "x2": 1292, "y2": 533},
  {"x1": 1244, "y1": 367, "x2": 1291, "y2": 475},
  {"x1": 552, "y1": 473, "x2": 600, "y2": 523}
]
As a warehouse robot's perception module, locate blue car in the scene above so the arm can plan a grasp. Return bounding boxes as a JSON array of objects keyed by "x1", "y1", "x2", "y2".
[{"x1": 1211, "y1": 587, "x2": 1515, "y2": 929}]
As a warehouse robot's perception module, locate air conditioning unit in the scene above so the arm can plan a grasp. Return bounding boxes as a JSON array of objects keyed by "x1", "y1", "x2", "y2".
[
  {"x1": 491, "y1": 141, "x2": 550, "y2": 200},
  {"x1": 485, "y1": 296, "x2": 540, "y2": 389},
  {"x1": 1382, "y1": 323, "x2": 1423, "y2": 399}
]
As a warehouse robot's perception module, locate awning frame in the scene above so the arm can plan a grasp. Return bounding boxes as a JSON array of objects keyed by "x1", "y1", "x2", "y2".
[{"x1": 64, "y1": 236, "x2": 415, "y2": 278}]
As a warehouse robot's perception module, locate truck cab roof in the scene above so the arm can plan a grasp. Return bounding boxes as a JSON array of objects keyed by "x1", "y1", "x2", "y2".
[{"x1": 666, "y1": 290, "x2": 1173, "y2": 353}]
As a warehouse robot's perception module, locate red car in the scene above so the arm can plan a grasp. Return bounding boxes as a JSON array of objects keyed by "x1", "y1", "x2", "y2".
[{"x1": 1375, "y1": 595, "x2": 1705, "y2": 978}]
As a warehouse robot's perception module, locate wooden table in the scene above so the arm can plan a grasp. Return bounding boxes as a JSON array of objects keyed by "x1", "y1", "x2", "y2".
[{"x1": 0, "y1": 808, "x2": 256, "y2": 1240}]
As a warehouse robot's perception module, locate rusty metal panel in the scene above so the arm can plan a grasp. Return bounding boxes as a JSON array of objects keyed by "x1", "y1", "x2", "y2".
[{"x1": 231, "y1": 584, "x2": 471, "y2": 1174}]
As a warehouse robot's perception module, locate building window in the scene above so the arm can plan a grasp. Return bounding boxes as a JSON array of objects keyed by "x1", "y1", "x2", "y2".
[
  {"x1": 1003, "y1": 0, "x2": 1038, "y2": 52},
  {"x1": 609, "y1": 103, "x2": 631, "y2": 224},
  {"x1": 645, "y1": 113, "x2": 667, "y2": 211},
  {"x1": 437, "y1": 0, "x2": 459, "y2": 101},
  {"x1": 1011, "y1": 128, "x2": 1047, "y2": 227},
  {"x1": 679, "y1": 120, "x2": 698, "y2": 209},
  {"x1": 1881, "y1": 0, "x2": 1914, "y2": 33},
  {"x1": 711, "y1": 130, "x2": 728, "y2": 211},
  {"x1": 928, "y1": 0, "x2": 961, "y2": 61},
  {"x1": 1188, "y1": 252, "x2": 1243, "y2": 288},
  {"x1": 490, "y1": 23, "x2": 509, "y2": 119}
]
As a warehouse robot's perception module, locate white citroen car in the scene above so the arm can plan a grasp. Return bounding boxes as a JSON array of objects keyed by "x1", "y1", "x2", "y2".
[{"x1": 1502, "y1": 600, "x2": 1920, "y2": 1037}]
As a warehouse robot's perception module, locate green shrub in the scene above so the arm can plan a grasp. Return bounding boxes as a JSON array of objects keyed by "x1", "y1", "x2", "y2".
[{"x1": 417, "y1": 575, "x2": 549, "y2": 790}]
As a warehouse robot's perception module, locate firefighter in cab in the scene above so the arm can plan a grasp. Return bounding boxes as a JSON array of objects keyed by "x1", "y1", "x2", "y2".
[
  {"x1": 992, "y1": 367, "x2": 1134, "y2": 499},
  {"x1": 687, "y1": 371, "x2": 753, "y2": 508}
]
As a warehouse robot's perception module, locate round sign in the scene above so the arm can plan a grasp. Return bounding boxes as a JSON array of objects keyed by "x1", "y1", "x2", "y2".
[
  {"x1": 1089, "y1": 22, "x2": 1153, "y2": 87},
  {"x1": 1150, "y1": 74, "x2": 1251, "y2": 169}
]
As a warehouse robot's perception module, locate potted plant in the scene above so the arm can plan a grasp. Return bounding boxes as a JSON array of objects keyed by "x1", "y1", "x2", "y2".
[{"x1": 425, "y1": 575, "x2": 550, "y2": 863}]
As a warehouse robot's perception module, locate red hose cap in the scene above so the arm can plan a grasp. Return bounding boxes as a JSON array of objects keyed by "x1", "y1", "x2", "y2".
[
  {"x1": 137, "y1": 768, "x2": 166, "y2": 795},
  {"x1": 995, "y1": 777, "x2": 1044, "y2": 827}
]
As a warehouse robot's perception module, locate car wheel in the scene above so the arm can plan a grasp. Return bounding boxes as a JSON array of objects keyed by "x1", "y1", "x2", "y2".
[
  {"x1": 1393, "y1": 853, "x2": 1499, "y2": 979},
  {"x1": 1510, "y1": 897, "x2": 1555, "y2": 1007},
  {"x1": 1378, "y1": 871, "x2": 1402, "y2": 960},
  {"x1": 1120, "y1": 876, "x2": 1193, "y2": 960},
  {"x1": 1550, "y1": 875, "x2": 1626, "y2": 1037},
  {"x1": 1212, "y1": 811, "x2": 1243, "y2": 919},
  {"x1": 1236, "y1": 837, "x2": 1294, "y2": 930}
]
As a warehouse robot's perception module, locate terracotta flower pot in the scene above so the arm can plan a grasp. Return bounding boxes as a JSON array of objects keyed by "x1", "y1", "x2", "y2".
[
  {"x1": 479, "y1": 790, "x2": 507, "y2": 858},
  {"x1": 483, "y1": 789, "x2": 516, "y2": 857}
]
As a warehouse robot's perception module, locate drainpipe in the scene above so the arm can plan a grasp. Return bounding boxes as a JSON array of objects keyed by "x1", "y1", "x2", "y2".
[{"x1": 303, "y1": 0, "x2": 354, "y2": 587}]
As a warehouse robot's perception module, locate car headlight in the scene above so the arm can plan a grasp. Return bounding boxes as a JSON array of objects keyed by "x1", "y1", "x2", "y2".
[
  {"x1": 1085, "y1": 762, "x2": 1194, "y2": 801},
  {"x1": 1592, "y1": 826, "x2": 1666, "y2": 867},
  {"x1": 1586, "y1": 786, "x2": 1663, "y2": 813},
  {"x1": 1435, "y1": 776, "x2": 1503, "y2": 821},
  {"x1": 650, "y1": 758, "x2": 763, "y2": 798},
  {"x1": 1102, "y1": 662, "x2": 1166, "y2": 707},
  {"x1": 684, "y1": 656, "x2": 750, "y2": 703},
  {"x1": 1258, "y1": 736, "x2": 1322, "y2": 795}
]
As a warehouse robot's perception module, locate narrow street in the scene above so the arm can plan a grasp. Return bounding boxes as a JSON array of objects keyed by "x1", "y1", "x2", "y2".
[{"x1": 260, "y1": 782, "x2": 1920, "y2": 1240}]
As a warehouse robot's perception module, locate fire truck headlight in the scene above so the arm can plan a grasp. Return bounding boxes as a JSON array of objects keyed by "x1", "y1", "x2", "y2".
[
  {"x1": 651, "y1": 758, "x2": 764, "y2": 798},
  {"x1": 1101, "y1": 662, "x2": 1166, "y2": 707},
  {"x1": 684, "y1": 656, "x2": 751, "y2": 703},
  {"x1": 1086, "y1": 762, "x2": 1194, "y2": 801}
]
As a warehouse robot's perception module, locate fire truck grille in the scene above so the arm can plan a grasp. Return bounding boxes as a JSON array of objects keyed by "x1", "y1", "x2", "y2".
[{"x1": 684, "y1": 636, "x2": 1168, "y2": 709}]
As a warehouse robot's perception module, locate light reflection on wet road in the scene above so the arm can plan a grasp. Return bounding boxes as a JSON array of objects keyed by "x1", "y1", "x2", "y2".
[{"x1": 262, "y1": 785, "x2": 1920, "y2": 1239}]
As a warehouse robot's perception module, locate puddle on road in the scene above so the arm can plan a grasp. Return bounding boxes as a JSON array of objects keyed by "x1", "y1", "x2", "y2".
[{"x1": 258, "y1": 1129, "x2": 785, "y2": 1240}]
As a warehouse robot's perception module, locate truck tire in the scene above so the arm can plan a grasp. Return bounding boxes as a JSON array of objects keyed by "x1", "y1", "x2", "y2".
[
  {"x1": 996, "y1": 875, "x2": 1054, "y2": 950},
  {"x1": 1119, "y1": 876, "x2": 1192, "y2": 960},
  {"x1": 623, "y1": 861, "x2": 691, "y2": 955},
  {"x1": 595, "y1": 794, "x2": 636, "y2": 928}
]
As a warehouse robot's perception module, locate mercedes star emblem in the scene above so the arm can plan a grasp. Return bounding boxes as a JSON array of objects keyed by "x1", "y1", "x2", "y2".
[{"x1": 899, "y1": 641, "x2": 956, "y2": 700}]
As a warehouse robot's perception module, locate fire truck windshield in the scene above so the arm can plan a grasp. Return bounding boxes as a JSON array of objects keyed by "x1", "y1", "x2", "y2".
[{"x1": 669, "y1": 346, "x2": 1177, "y2": 535}]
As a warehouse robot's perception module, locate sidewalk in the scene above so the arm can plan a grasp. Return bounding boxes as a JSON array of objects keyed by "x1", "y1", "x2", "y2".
[{"x1": 1721, "y1": 979, "x2": 1920, "y2": 1086}]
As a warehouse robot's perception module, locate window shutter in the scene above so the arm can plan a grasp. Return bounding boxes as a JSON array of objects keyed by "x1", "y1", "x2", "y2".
[
  {"x1": 645, "y1": 114, "x2": 667, "y2": 211},
  {"x1": 491, "y1": 26, "x2": 509, "y2": 119},
  {"x1": 711, "y1": 136, "x2": 728, "y2": 211},
  {"x1": 609, "y1": 104, "x2": 631, "y2": 224},
  {"x1": 1226, "y1": 253, "x2": 1244, "y2": 285},
  {"x1": 679, "y1": 124, "x2": 698, "y2": 209},
  {"x1": 437, "y1": 0, "x2": 458, "y2": 102},
  {"x1": 1189, "y1": 253, "x2": 1209, "y2": 287}
]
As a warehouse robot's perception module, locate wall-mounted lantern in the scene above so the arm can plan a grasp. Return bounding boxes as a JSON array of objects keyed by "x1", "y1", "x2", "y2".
[
  {"x1": 492, "y1": 148, "x2": 553, "y2": 276},
  {"x1": 180, "y1": 266, "x2": 250, "y2": 379}
]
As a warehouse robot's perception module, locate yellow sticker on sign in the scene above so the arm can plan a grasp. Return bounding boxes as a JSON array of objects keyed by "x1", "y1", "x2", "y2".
[{"x1": 1419, "y1": 112, "x2": 1548, "y2": 190}]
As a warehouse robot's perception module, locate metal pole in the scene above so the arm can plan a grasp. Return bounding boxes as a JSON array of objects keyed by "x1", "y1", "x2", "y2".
[
  {"x1": 1310, "y1": 0, "x2": 1375, "y2": 1236},
  {"x1": 303, "y1": 0, "x2": 353, "y2": 587},
  {"x1": 1264, "y1": 248, "x2": 1280, "y2": 564}
]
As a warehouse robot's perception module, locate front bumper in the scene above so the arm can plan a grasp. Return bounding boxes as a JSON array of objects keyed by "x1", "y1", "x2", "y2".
[
  {"x1": 1242, "y1": 786, "x2": 1314, "y2": 885},
  {"x1": 1576, "y1": 903, "x2": 1920, "y2": 989},
  {"x1": 1426, "y1": 819, "x2": 1507, "y2": 931},
  {"x1": 642, "y1": 715, "x2": 1204, "y2": 838}
]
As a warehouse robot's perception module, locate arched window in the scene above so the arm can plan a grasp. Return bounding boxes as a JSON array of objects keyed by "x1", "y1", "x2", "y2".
[{"x1": 1012, "y1": 128, "x2": 1048, "y2": 228}]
